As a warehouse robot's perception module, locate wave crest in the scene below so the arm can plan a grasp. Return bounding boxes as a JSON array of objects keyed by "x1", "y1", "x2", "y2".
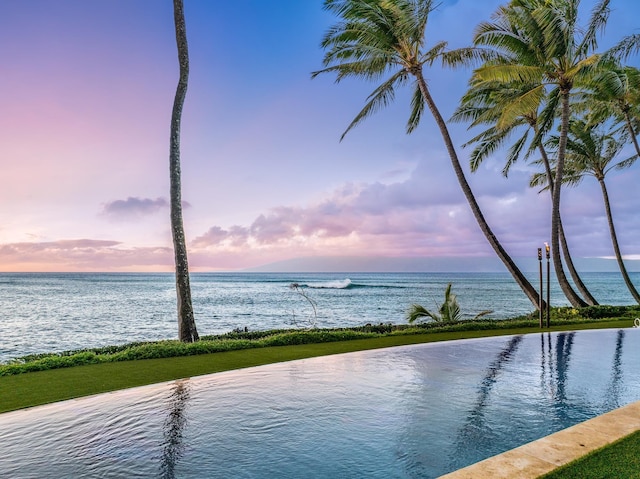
[{"x1": 305, "y1": 279, "x2": 353, "y2": 289}]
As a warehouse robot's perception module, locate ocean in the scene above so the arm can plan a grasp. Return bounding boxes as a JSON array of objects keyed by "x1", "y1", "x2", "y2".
[{"x1": 0, "y1": 272, "x2": 637, "y2": 363}]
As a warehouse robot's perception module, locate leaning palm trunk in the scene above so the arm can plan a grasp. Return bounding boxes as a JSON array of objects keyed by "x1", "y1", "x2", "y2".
[
  {"x1": 469, "y1": 0, "x2": 610, "y2": 308},
  {"x1": 537, "y1": 141, "x2": 597, "y2": 305},
  {"x1": 598, "y1": 178, "x2": 640, "y2": 304},
  {"x1": 558, "y1": 217, "x2": 598, "y2": 305},
  {"x1": 414, "y1": 71, "x2": 543, "y2": 309},
  {"x1": 551, "y1": 93, "x2": 588, "y2": 308},
  {"x1": 170, "y1": 0, "x2": 199, "y2": 342}
]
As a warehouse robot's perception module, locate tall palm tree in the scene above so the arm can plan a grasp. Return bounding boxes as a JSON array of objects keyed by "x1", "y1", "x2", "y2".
[
  {"x1": 451, "y1": 79, "x2": 597, "y2": 305},
  {"x1": 170, "y1": 0, "x2": 199, "y2": 342},
  {"x1": 579, "y1": 65, "x2": 640, "y2": 157},
  {"x1": 313, "y1": 0, "x2": 543, "y2": 309},
  {"x1": 534, "y1": 119, "x2": 640, "y2": 304},
  {"x1": 471, "y1": 0, "x2": 611, "y2": 307}
]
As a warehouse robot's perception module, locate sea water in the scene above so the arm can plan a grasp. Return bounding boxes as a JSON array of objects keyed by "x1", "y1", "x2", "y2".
[{"x1": 0, "y1": 272, "x2": 637, "y2": 362}]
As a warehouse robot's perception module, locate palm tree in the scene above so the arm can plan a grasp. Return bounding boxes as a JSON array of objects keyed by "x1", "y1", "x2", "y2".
[
  {"x1": 313, "y1": 0, "x2": 543, "y2": 309},
  {"x1": 579, "y1": 65, "x2": 640, "y2": 157},
  {"x1": 534, "y1": 119, "x2": 640, "y2": 304},
  {"x1": 170, "y1": 0, "x2": 199, "y2": 342},
  {"x1": 471, "y1": 0, "x2": 611, "y2": 307},
  {"x1": 407, "y1": 283, "x2": 492, "y2": 323},
  {"x1": 451, "y1": 78, "x2": 597, "y2": 305}
]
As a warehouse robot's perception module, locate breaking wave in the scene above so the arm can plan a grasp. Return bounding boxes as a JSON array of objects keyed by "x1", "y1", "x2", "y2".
[
  {"x1": 292, "y1": 279, "x2": 407, "y2": 290},
  {"x1": 305, "y1": 279, "x2": 354, "y2": 289}
]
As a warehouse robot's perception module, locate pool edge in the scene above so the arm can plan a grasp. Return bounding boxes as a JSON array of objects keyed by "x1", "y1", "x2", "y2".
[{"x1": 438, "y1": 399, "x2": 640, "y2": 479}]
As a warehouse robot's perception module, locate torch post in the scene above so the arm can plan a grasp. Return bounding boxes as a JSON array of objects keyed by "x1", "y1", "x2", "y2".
[
  {"x1": 545, "y1": 242, "x2": 550, "y2": 328},
  {"x1": 538, "y1": 248, "x2": 543, "y2": 328}
]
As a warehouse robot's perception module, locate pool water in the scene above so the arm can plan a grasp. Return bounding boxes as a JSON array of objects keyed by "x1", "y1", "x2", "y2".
[{"x1": 1, "y1": 329, "x2": 639, "y2": 478}]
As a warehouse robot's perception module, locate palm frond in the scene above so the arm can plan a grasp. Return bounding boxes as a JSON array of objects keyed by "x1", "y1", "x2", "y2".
[
  {"x1": 529, "y1": 170, "x2": 550, "y2": 191},
  {"x1": 440, "y1": 47, "x2": 498, "y2": 69},
  {"x1": 421, "y1": 40, "x2": 448, "y2": 66},
  {"x1": 614, "y1": 154, "x2": 638, "y2": 171},
  {"x1": 314, "y1": 0, "x2": 440, "y2": 140},
  {"x1": 496, "y1": 83, "x2": 544, "y2": 130},
  {"x1": 406, "y1": 304, "x2": 439, "y2": 323},
  {"x1": 503, "y1": 131, "x2": 529, "y2": 177},
  {"x1": 603, "y1": 33, "x2": 640, "y2": 62},
  {"x1": 407, "y1": 82, "x2": 424, "y2": 134},
  {"x1": 474, "y1": 64, "x2": 543, "y2": 86},
  {"x1": 532, "y1": 87, "x2": 560, "y2": 145},
  {"x1": 468, "y1": 127, "x2": 518, "y2": 172},
  {"x1": 577, "y1": 0, "x2": 610, "y2": 58},
  {"x1": 339, "y1": 69, "x2": 407, "y2": 140}
]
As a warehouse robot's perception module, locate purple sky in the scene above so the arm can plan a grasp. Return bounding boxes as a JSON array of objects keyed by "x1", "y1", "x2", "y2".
[{"x1": 1, "y1": 0, "x2": 639, "y2": 272}]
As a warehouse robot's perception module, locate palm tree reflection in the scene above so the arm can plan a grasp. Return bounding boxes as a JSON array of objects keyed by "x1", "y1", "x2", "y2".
[
  {"x1": 449, "y1": 335, "x2": 523, "y2": 468},
  {"x1": 540, "y1": 332, "x2": 576, "y2": 403},
  {"x1": 603, "y1": 329, "x2": 625, "y2": 410},
  {"x1": 540, "y1": 332, "x2": 601, "y2": 431},
  {"x1": 446, "y1": 330, "x2": 628, "y2": 472},
  {"x1": 540, "y1": 330, "x2": 626, "y2": 423},
  {"x1": 160, "y1": 380, "x2": 191, "y2": 479}
]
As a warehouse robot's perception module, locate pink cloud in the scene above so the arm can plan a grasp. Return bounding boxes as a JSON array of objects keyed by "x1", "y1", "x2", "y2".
[
  {"x1": 186, "y1": 159, "x2": 640, "y2": 270},
  {"x1": 0, "y1": 239, "x2": 173, "y2": 272},
  {"x1": 189, "y1": 167, "x2": 500, "y2": 263}
]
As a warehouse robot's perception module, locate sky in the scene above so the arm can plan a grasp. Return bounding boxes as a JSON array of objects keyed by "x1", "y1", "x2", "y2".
[{"x1": 1, "y1": 0, "x2": 639, "y2": 272}]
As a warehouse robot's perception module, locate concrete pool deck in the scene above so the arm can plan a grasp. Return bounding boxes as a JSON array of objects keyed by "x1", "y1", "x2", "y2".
[{"x1": 439, "y1": 399, "x2": 640, "y2": 478}]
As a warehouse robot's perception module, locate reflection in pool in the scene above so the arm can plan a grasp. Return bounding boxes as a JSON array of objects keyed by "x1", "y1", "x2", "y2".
[{"x1": 1, "y1": 329, "x2": 639, "y2": 478}]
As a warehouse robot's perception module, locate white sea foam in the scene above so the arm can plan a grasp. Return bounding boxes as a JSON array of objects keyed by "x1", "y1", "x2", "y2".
[{"x1": 305, "y1": 278, "x2": 352, "y2": 289}]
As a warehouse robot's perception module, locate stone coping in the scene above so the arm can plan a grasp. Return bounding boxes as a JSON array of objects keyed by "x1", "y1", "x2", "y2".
[{"x1": 439, "y1": 400, "x2": 640, "y2": 479}]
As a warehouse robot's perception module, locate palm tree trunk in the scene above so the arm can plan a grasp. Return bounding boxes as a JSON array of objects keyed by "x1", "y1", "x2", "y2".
[
  {"x1": 536, "y1": 141, "x2": 597, "y2": 305},
  {"x1": 551, "y1": 91, "x2": 587, "y2": 308},
  {"x1": 414, "y1": 70, "x2": 543, "y2": 310},
  {"x1": 598, "y1": 178, "x2": 640, "y2": 304},
  {"x1": 171, "y1": 0, "x2": 199, "y2": 342},
  {"x1": 558, "y1": 217, "x2": 598, "y2": 305}
]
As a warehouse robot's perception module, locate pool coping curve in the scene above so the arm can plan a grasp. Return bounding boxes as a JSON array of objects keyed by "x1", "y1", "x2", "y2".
[{"x1": 438, "y1": 399, "x2": 640, "y2": 478}]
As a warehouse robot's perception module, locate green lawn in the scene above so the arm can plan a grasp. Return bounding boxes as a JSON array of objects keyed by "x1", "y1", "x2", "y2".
[
  {"x1": 0, "y1": 326, "x2": 550, "y2": 413},
  {"x1": 1, "y1": 318, "x2": 633, "y2": 413},
  {"x1": 541, "y1": 430, "x2": 640, "y2": 479}
]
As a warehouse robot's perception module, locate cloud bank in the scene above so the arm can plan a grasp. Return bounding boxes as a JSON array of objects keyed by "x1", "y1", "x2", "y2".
[
  {"x1": 101, "y1": 197, "x2": 191, "y2": 220},
  {"x1": 0, "y1": 239, "x2": 173, "y2": 272}
]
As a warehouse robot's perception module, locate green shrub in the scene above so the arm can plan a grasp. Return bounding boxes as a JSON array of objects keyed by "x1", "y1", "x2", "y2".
[
  {"x1": 262, "y1": 330, "x2": 375, "y2": 346},
  {"x1": 580, "y1": 305, "x2": 639, "y2": 319},
  {"x1": 0, "y1": 314, "x2": 631, "y2": 377}
]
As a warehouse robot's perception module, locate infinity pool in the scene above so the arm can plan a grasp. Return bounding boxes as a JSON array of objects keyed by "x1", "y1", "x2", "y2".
[{"x1": 1, "y1": 329, "x2": 639, "y2": 478}]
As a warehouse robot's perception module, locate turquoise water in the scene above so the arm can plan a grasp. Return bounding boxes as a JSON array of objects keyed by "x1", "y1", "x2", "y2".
[
  {"x1": 0, "y1": 329, "x2": 638, "y2": 478},
  {"x1": 0, "y1": 272, "x2": 638, "y2": 362}
]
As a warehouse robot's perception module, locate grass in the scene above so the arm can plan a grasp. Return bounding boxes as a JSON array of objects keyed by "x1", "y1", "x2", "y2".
[
  {"x1": 0, "y1": 313, "x2": 636, "y2": 413},
  {"x1": 0, "y1": 307, "x2": 638, "y2": 477},
  {"x1": 3, "y1": 311, "x2": 635, "y2": 378},
  {"x1": 541, "y1": 430, "x2": 640, "y2": 479}
]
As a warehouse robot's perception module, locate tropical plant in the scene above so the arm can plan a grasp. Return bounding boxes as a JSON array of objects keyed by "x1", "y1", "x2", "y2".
[
  {"x1": 470, "y1": 0, "x2": 612, "y2": 308},
  {"x1": 533, "y1": 119, "x2": 640, "y2": 304},
  {"x1": 451, "y1": 77, "x2": 597, "y2": 305},
  {"x1": 407, "y1": 283, "x2": 492, "y2": 323},
  {"x1": 170, "y1": 0, "x2": 199, "y2": 342},
  {"x1": 313, "y1": 0, "x2": 543, "y2": 309},
  {"x1": 579, "y1": 64, "x2": 640, "y2": 157}
]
